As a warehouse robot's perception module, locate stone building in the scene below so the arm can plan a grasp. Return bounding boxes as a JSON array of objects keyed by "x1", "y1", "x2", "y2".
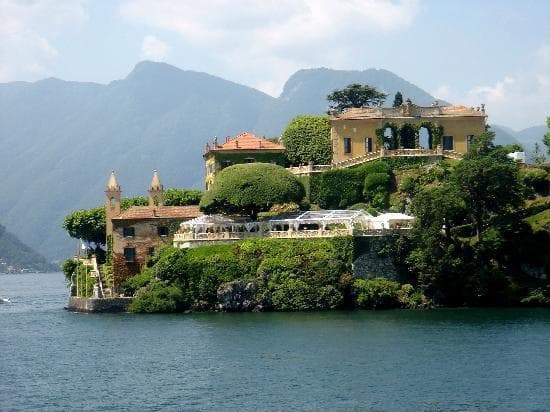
[
  {"x1": 203, "y1": 132, "x2": 286, "y2": 190},
  {"x1": 330, "y1": 100, "x2": 486, "y2": 164},
  {"x1": 105, "y1": 171, "x2": 201, "y2": 292}
]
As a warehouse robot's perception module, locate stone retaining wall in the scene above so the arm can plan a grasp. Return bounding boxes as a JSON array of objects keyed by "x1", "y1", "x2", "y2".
[
  {"x1": 352, "y1": 236, "x2": 399, "y2": 280},
  {"x1": 66, "y1": 297, "x2": 133, "y2": 313}
]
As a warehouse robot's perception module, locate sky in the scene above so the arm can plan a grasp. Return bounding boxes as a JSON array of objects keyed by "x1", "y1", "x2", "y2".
[{"x1": 1, "y1": 0, "x2": 549, "y2": 130}]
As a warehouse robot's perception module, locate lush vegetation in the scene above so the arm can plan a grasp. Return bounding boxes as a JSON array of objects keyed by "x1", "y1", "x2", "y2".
[
  {"x1": 317, "y1": 161, "x2": 392, "y2": 209},
  {"x1": 326, "y1": 83, "x2": 387, "y2": 113},
  {"x1": 281, "y1": 115, "x2": 332, "y2": 166},
  {"x1": 398, "y1": 131, "x2": 550, "y2": 306},
  {"x1": 124, "y1": 236, "x2": 433, "y2": 313},
  {"x1": 200, "y1": 163, "x2": 306, "y2": 219}
]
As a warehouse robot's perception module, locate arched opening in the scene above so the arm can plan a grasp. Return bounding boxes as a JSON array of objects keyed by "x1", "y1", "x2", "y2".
[
  {"x1": 109, "y1": 197, "x2": 117, "y2": 210},
  {"x1": 418, "y1": 126, "x2": 432, "y2": 149},
  {"x1": 153, "y1": 195, "x2": 160, "y2": 206},
  {"x1": 384, "y1": 126, "x2": 398, "y2": 149},
  {"x1": 400, "y1": 124, "x2": 416, "y2": 149}
]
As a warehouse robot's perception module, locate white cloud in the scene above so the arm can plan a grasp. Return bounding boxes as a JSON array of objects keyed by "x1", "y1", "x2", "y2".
[
  {"x1": 119, "y1": 0, "x2": 420, "y2": 95},
  {"x1": 433, "y1": 43, "x2": 550, "y2": 130},
  {"x1": 0, "y1": 0, "x2": 88, "y2": 82},
  {"x1": 141, "y1": 35, "x2": 170, "y2": 61}
]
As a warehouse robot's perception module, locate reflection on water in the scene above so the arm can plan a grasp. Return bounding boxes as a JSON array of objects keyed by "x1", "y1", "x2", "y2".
[{"x1": 1, "y1": 273, "x2": 549, "y2": 410}]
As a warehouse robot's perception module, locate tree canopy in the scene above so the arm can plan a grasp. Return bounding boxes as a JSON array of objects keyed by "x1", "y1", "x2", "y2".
[
  {"x1": 199, "y1": 163, "x2": 305, "y2": 219},
  {"x1": 392, "y1": 91, "x2": 403, "y2": 107},
  {"x1": 544, "y1": 115, "x2": 550, "y2": 155},
  {"x1": 63, "y1": 207, "x2": 106, "y2": 249},
  {"x1": 281, "y1": 115, "x2": 331, "y2": 166},
  {"x1": 164, "y1": 188, "x2": 203, "y2": 206},
  {"x1": 326, "y1": 83, "x2": 387, "y2": 113}
]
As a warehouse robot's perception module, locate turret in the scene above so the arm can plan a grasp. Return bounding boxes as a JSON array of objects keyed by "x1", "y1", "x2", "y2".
[
  {"x1": 105, "y1": 171, "x2": 121, "y2": 238},
  {"x1": 148, "y1": 170, "x2": 164, "y2": 207}
]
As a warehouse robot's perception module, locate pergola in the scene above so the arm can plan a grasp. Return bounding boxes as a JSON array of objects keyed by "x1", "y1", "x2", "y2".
[
  {"x1": 266, "y1": 210, "x2": 373, "y2": 231},
  {"x1": 180, "y1": 214, "x2": 262, "y2": 234}
]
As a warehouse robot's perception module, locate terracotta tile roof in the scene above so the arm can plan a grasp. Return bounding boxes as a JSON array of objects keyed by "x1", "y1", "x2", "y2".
[
  {"x1": 205, "y1": 132, "x2": 285, "y2": 154},
  {"x1": 113, "y1": 205, "x2": 202, "y2": 220}
]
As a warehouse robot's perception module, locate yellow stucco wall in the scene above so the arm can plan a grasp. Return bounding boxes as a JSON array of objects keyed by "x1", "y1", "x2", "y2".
[{"x1": 331, "y1": 116, "x2": 486, "y2": 163}]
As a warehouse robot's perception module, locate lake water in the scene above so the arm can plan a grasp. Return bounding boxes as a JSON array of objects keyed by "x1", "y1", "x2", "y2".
[{"x1": 1, "y1": 272, "x2": 549, "y2": 411}]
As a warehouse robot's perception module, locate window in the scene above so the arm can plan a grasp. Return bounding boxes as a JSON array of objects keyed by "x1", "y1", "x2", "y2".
[
  {"x1": 221, "y1": 160, "x2": 232, "y2": 169},
  {"x1": 124, "y1": 248, "x2": 136, "y2": 262},
  {"x1": 157, "y1": 226, "x2": 169, "y2": 237},
  {"x1": 364, "y1": 137, "x2": 373, "y2": 153},
  {"x1": 442, "y1": 135, "x2": 454, "y2": 150},
  {"x1": 344, "y1": 137, "x2": 352, "y2": 154},
  {"x1": 244, "y1": 158, "x2": 255, "y2": 163},
  {"x1": 123, "y1": 227, "x2": 135, "y2": 237},
  {"x1": 467, "y1": 135, "x2": 474, "y2": 149},
  {"x1": 148, "y1": 247, "x2": 155, "y2": 256}
]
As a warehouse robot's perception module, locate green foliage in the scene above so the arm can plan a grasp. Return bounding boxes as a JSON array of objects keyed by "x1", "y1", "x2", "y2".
[
  {"x1": 282, "y1": 115, "x2": 332, "y2": 165},
  {"x1": 363, "y1": 173, "x2": 391, "y2": 209},
  {"x1": 164, "y1": 189, "x2": 203, "y2": 206},
  {"x1": 543, "y1": 115, "x2": 550, "y2": 155},
  {"x1": 124, "y1": 237, "x2": 354, "y2": 312},
  {"x1": 352, "y1": 278, "x2": 401, "y2": 309},
  {"x1": 521, "y1": 287, "x2": 550, "y2": 306},
  {"x1": 392, "y1": 91, "x2": 403, "y2": 107},
  {"x1": 522, "y1": 168, "x2": 549, "y2": 196},
  {"x1": 317, "y1": 168, "x2": 364, "y2": 209},
  {"x1": 72, "y1": 263, "x2": 96, "y2": 297},
  {"x1": 128, "y1": 281, "x2": 185, "y2": 313},
  {"x1": 63, "y1": 207, "x2": 106, "y2": 247},
  {"x1": 524, "y1": 208, "x2": 550, "y2": 233},
  {"x1": 120, "y1": 197, "x2": 148, "y2": 211},
  {"x1": 200, "y1": 163, "x2": 305, "y2": 219},
  {"x1": 271, "y1": 280, "x2": 342, "y2": 311},
  {"x1": 327, "y1": 83, "x2": 387, "y2": 113},
  {"x1": 121, "y1": 269, "x2": 155, "y2": 296},
  {"x1": 317, "y1": 161, "x2": 391, "y2": 209},
  {"x1": 453, "y1": 149, "x2": 523, "y2": 239},
  {"x1": 61, "y1": 258, "x2": 78, "y2": 282}
]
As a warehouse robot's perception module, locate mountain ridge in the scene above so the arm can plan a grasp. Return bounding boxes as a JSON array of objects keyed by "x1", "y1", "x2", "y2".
[{"x1": 0, "y1": 61, "x2": 544, "y2": 261}]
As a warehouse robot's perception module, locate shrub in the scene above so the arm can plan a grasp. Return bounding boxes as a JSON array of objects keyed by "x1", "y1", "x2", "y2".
[
  {"x1": 127, "y1": 281, "x2": 185, "y2": 313},
  {"x1": 520, "y1": 287, "x2": 550, "y2": 306},
  {"x1": 352, "y1": 277, "x2": 401, "y2": 309},
  {"x1": 120, "y1": 269, "x2": 154, "y2": 296},
  {"x1": 61, "y1": 258, "x2": 78, "y2": 282},
  {"x1": 271, "y1": 279, "x2": 343, "y2": 311},
  {"x1": 522, "y1": 168, "x2": 549, "y2": 196},
  {"x1": 317, "y1": 168, "x2": 363, "y2": 209},
  {"x1": 200, "y1": 163, "x2": 305, "y2": 219},
  {"x1": 364, "y1": 173, "x2": 391, "y2": 209},
  {"x1": 282, "y1": 115, "x2": 332, "y2": 166}
]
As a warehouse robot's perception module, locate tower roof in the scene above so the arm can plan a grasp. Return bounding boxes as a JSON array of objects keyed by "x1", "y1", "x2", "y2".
[
  {"x1": 106, "y1": 171, "x2": 120, "y2": 191},
  {"x1": 149, "y1": 170, "x2": 163, "y2": 191}
]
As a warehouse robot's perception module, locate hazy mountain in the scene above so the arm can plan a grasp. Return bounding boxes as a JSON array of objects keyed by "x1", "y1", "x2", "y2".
[
  {"x1": 0, "y1": 223, "x2": 57, "y2": 273},
  {"x1": 492, "y1": 124, "x2": 547, "y2": 162},
  {"x1": 0, "y1": 61, "x2": 527, "y2": 261}
]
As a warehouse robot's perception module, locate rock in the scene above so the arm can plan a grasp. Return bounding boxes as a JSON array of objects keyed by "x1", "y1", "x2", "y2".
[{"x1": 217, "y1": 279, "x2": 257, "y2": 312}]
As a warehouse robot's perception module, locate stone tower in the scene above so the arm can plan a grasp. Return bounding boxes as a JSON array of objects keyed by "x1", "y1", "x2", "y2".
[
  {"x1": 105, "y1": 171, "x2": 121, "y2": 238},
  {"x1": 148, "y1": 170, "x2": 164, "y2": 207}
]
